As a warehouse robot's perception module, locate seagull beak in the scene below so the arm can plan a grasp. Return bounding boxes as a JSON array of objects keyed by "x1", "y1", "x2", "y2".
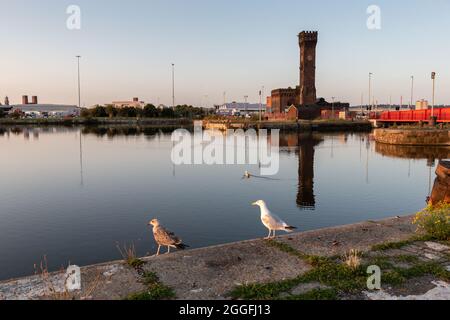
[{"x1": 252, "y1": 202, "x2": 257, "y2": 206}]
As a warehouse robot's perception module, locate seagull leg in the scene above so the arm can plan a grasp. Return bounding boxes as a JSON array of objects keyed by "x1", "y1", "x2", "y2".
[
  {"x1": 273, "y1": 230, "x2": 276, "y2": 238},
  {"x1": 265, "y1": 229, "x2": 272, "y2": 240},
  {"x1": 156, "y1": 245, "x2": 161, "y2": 256},
  {"x1": 167, "y1": 246, "x2": 171, "y2": 254}
]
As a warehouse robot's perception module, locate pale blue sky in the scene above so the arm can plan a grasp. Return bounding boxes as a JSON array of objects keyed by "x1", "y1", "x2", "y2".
[{"x1": 1, "y1": 0, "x2": 449, "y2": 107}]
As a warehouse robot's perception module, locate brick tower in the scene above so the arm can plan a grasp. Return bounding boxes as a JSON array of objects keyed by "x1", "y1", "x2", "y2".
[{"x1": 298, "y1": 31, "x2": 318, "y2": 105}]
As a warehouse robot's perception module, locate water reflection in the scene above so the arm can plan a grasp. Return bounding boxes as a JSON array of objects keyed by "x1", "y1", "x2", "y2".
[
  {"x1": 0, "y1": 125, "x2": 444, "y2": 281},
  {"x1": 375, "y1": 143, "x2": 450, "y2": 161}
]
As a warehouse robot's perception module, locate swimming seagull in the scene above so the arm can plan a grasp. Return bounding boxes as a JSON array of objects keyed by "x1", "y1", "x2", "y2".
[
  {"x1": 148, "y1": 219, "x2": 189, "y2": 255},
  {"x1": 243, "y1": 171, "x2": 252, "y2": 179},
  {"x1": 252, "y1": 200, "x2": 297, "y2": 239}
]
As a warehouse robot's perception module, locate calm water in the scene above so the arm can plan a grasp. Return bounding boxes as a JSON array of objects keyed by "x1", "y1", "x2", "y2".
[{"x1": 0, "y1": 126, "x2": 448, "y2": 281}]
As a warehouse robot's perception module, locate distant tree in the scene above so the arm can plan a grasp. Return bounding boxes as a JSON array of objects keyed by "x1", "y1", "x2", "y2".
[
  {"x1": 80, "y1": 108, "x2": 91, "y2": 118},
  {"x1": 142, "y1": 104, "x2": 158, "y2": 118},
  {"x1": 160, "y1": 107, "x2": 175, "y2": 118},
  {"x1": 116, "y1": 106, "x2": 138, "y2": 118},
  {"x1": 105, "y1": 105, "x2": 118, "y2": 118},
  {"x1": 11, "y1": 110, "x2": 22, "y2": 119},
  {"x1": 91, "y1": 105, "x2": 108, "y2": 117}
]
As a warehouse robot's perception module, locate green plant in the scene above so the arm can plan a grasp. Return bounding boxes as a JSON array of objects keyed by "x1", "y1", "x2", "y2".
[
  {"x1": 126, "y1": 271, "x2": 176, "y2": 300},
  {"x1": 414, "y1": 202, "x2": 450, "y2": 241},
  {"x1": 116, "y1": 242, "x2": 144, "y2": 268}
]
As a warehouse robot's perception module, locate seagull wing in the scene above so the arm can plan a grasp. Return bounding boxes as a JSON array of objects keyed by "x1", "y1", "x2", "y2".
[
  {"x1": 262, "y1": 213, "x2": 284, "y2": 230},
  {"x1": 154, "y1": 226, "x2": 182, "y2": 246},
  {"x1": 263, "y1": 211, "x2": 294, "y2": 230}
]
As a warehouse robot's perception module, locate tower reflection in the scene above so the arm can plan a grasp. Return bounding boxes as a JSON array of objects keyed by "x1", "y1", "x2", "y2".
[{"x1": 279, "y1": 132, "x2": 323, "y2": 210}]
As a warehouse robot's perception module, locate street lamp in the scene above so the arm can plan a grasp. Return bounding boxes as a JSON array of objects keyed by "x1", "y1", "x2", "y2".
[
  {"x1": 259, "y1": 88, "x2": 262, "y2": 123},
  {"x1": 368, "y1": 72, "x2": 373, "y2": 110},
  {"x1": 76, "y1": 56, "x2": 81, "y2": 108},
  {"x1": 431, "y1": 72, "x2": 436, "y2": 118},
  {"x1": 331, "y1": 96, "x2": 335, "y2": 119},
  {"x1": 410, "y1": 76, "x2": 414, "y2": 110},
  {"x1": 171, "y1": 63, "x2": 175, "y2": 109}
]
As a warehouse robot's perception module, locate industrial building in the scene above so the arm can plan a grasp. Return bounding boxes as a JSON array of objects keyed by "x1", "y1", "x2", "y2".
[
  {"x1": 10, "y1": 95, "x2": 80, "y2": 118},
  {"x1": 217, "y1": 102, "x2": 267, "y2": 117},
  {"x1": 110, "y1": 97, "x2": 146, "y2": 108}
]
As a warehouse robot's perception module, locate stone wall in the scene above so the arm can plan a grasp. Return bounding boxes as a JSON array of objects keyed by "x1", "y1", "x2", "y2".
[{"x1": 374, "y1": 129, "x2": 450, "y2": 146}]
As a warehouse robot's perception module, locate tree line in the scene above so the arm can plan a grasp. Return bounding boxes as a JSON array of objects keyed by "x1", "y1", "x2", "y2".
[{"x1": 81, "y1": 104, "x2": 211, "y2": 119}]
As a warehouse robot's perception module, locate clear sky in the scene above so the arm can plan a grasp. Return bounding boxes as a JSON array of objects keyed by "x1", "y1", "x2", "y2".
[{"x1": 1, "y1": 0, "x2": 449, "y2": 107}]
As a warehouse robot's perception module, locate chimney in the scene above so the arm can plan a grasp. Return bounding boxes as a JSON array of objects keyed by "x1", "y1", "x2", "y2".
[
  {"x1": 22, "y1": 95, "x2": 29, "y2": 105},
  {"x1": 32, "y1": 96, "x2": 38, "y2": 104},
  {"x1": 133, "y1": 97, "x2": 139, "y2": 102}
]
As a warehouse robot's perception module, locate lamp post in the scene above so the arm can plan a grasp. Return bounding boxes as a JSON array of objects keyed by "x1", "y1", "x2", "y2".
[
  {"x1": 76, "y1": 56, "x2": 81, "y2": 108},
  {"x1": 171, "y1": 63, "x2": 175, "y2": 109},
  {"x1": 244, "y1": 95, "x2": 248, "y2": 115},
  {"x1": 368, "y1": 72, "x2": 373, "y2": 110},
  {"x1": 410, "y1": 76, "x2": 414, "y2": 110},
  {"x1": 431, "y1": 72, "x2": 436, "y2": 118},
  {"x1": 331, "y1": 96, "x2": 335, "y2": 119},
  {"x1": 259, "y1": 89, "x2": 262, "y2": 123}
]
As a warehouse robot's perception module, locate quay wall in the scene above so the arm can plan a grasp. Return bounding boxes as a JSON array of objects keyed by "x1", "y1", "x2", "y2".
[{"x1": 374, "y1": 128, "x2": 450, "y2": 146}]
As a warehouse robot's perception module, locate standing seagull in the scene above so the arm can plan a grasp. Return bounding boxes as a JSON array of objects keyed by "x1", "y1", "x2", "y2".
[
  {"x1": 148, "y1": 219, "x2": 189, "y2": 255},
  {"x1": 252, "y1": 200, "x2": 297, "y2": 239}
]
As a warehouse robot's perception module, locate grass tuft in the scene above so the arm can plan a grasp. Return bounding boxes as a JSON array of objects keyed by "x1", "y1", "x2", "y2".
[{"x1": 126, "y1": 271, "x2": 175, "y2": 300}]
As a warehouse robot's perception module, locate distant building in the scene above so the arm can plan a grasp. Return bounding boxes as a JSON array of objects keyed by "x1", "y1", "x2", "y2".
[
  {"x1": 111, "y1": 97, "x2": 146, "y2": 108},
  {"x1": 8, "y1": 95, "x2": 79, "y2": 118},
  {"x1": 12, "y1": 103, "x2": 80, "y2": 118},
  {"x1": 270, "y1": 87, "x2": 299, "y2": 114},
  {"x1": 217, "y1": 102, "x2": 266, "y2": 116},
  {"x1": 416, "y1": 99, "x2": 429, "y2": 110}
]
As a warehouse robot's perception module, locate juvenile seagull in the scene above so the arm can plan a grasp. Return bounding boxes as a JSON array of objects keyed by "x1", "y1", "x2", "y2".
[
  {"x1": 252, "y1": 200, "x2": 297, "y2": 239},
  {"x1": 148, "y1": 219, "x2": 189, "y2": 255}
]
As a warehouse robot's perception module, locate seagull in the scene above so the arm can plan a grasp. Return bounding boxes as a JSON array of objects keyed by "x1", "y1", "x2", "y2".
[
  {"x1": 148, "y1": 219, "x2": 189, "y2": 255},
  {"x1": 243, "y1": 171, "x2": 252, "y2": 179},
  {"x1": 252, "y1": 200, "x2": 297, "y2": 239}
]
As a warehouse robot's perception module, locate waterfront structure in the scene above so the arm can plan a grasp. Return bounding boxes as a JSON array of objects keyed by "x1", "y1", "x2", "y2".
[
  {"x1": 270, "y1": 88, "x2": 298, "y2": 114},
  {"x1": 217, "y1": 102, "x2": 266, "y2": 116},
  {"x1": 111, "y1": 97, "x2": 146, "y2": 108},
  {"x1": 12, "y1": 104, "x2": 80, "y2": 118},
  {"x1": 269, "y1": 31, "x2": 318, "y2": 115},
  {"x1": 299, "y1": 31, "x2": 318, "y2": 106}
]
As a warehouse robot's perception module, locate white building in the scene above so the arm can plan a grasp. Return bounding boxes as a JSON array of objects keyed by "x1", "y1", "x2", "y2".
[
  {"x1": 217, "y1": 102, "x2": 266, "y2": 116},
  {"x1": 12, "y1": 104, "x2": 80, "y2": 118},
  {"x1": 111, "y1": 97, "x2": 146, "y2": 108}
]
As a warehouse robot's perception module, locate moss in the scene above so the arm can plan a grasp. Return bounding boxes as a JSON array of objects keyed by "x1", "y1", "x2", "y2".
[
  {"x1": 392, "y1": 255, "x2": 420, "y2": 264},
  {"x1": 382, "y1": 261, "x2": 450, "y2": 286},
  {"x1": 366, "y1": 256, "x2": 394, "y2": 269},
  {"x1": 126, "y1": 271, "x2": 176, "y2": 300},
  {"x1": 284, "y1": 288, "x2": 338, "y2": 301},
  {"x1": 265, "y1": 240, "x2": 332, "y2": 267},
  {"x1": 127, "y1": 258, "x2": 145, "y2": 269},
  {"x1": 126, "y1": 284, "x2": 175, "y2": 300},
  {"x1": 371, "y1": 240, "x2": 415, "y2": 251},
  {"x1": 229, "y1": 259, "x2": 367, "y2": 300},
  {"x1": 371, "y1": 235, "x2": 432, "y2": 252}
]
